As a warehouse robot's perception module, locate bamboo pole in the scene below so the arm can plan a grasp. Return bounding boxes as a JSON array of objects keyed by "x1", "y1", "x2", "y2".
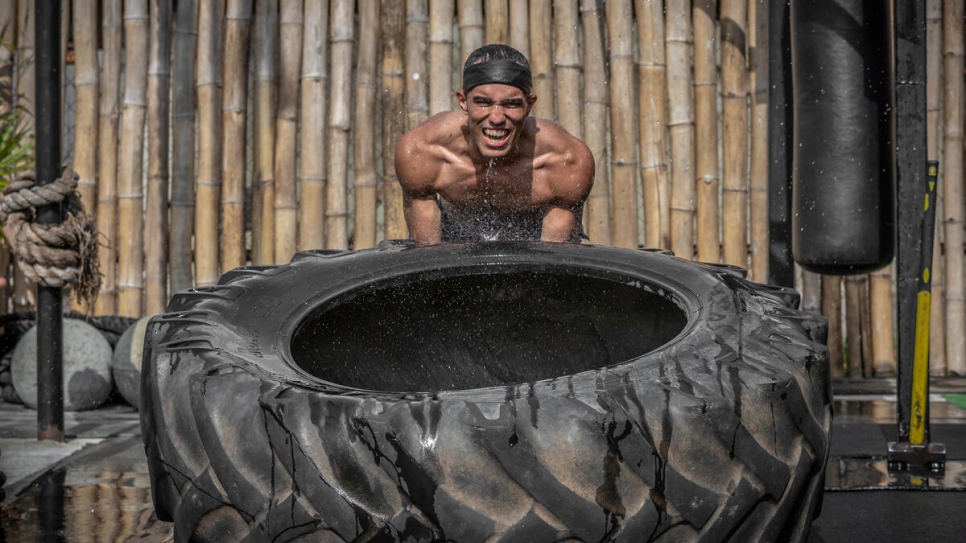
[
  {"x1": 822, "y1": 275, "x2": 845, "y2": 377},
  {"x1": 485, "y1": 0, "x2": 508, "y2": 44},
  {"x1": 429, "y1": 0, "x2": 454, "y2": 116},
  {"x1": 636, "y1": 0, "x2": 669, "y2": 250},
  {"x1": 144, "y1": 0, "x2": 172, "y2": 316},
  {"x1": 927, "y1": 0, "x2": 945, "y2": 375},
  {"x1": 457, "y1": 0, "x2": 483, "y2": 64},
  {"x1": 70, "y1": 0, "x2": 98, "y2": 313},
  {"x1": 0, "y1": 1, "x2": 13, "y2": 311},
  {"x1": 326, "y1": 0, "x2": 353, "y2": 249},
  {"x1": 117, "y1": 0, "x2": 149, "y2": 318},
  {"x1": 528, "y1": 0, "x2": 554, "y2": 120},
  {"x1": 943, "y1": 0, "x2": 965, "y2": 375},
  {"x1": 405, "y1": 0, "x2": 429, "y2": 131},
  {"x1": 693, "y1": 0, "x2": 718, "y2": 261},
  {"x1": 606, "y1": 0, "x2": 639, "y2": 248},
  {"x1": 666, "y1": 0, "x2": 695, "y2": 259},
  {"x1": 748, "y1": 0, "x2": 769, "y2": 282},
  {"x1": 70, "y1": 0, "x2": 98, "y2": 231},
  {"x1": 13, "y1": 0, "x2": 34, "y2": 311},
  {"x1": 353, "y1": 0, "x2": 379, "y2": 249},
  {"x1": 170, "y1": 0, "x2": 197, "y2": 295},
  {"x1": 252, "y1": 0, "x2": 277, "y2": 263},
  {"x1": 508, "y1": 0, "x2": 528, "y2": 57},
  {"x1": 581, "y1": 0, "x2": 611, "y2": 245},
  {"x1": 801, "y1": 270, "x2": 821, "y2": 315},
  {"x1": 720, "y1": 0, "x2": 748, "y2": 268},
  {"x1": 382, "y1": 0, "x2": 408, "y2": 240},
  {"x1": 221, "y1": 0, "x2": 252, "y2": 271},
  {"x1": 859, "y1": 275, "x2": 874, "y2": 377},
  {"x1": 554, "y1": 0, "x2": 581, "y2": 138},
  {"x1": 195, "y1": 0, "x2": 225, "y2": 287},
  {"x1": 95, "y1": 0, "x2": 121, "y2": 313},
  {"x1": 870, "y1": 266, "x2": 897, "y2": 376},
  {"x1": 298, "y1": 0, "x2": 328, "y2": 251},
  {"x1": 844, "y1": 275, "x2": 865, "y2": 377},
  {"x1": 273, "y1": 0, "x2": 302, "y2": 262}
]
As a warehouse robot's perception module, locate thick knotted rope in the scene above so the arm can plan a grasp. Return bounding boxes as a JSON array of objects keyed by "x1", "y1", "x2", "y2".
[{"x1": 0, "y1": 168, "x2": 101, "y2": 305}]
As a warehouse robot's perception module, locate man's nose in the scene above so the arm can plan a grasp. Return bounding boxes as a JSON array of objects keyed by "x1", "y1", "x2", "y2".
[{"x1": 489, "y1": 106, "x2": 507, "y2": 124}]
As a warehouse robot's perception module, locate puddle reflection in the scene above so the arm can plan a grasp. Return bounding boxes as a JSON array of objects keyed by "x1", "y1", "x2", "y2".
[
  {"x1": 826, "y1": 458, "x2": 966, "y2": 491},
  {"x1": 0, "y1": 462, "x2": 169, "y2": 543}
]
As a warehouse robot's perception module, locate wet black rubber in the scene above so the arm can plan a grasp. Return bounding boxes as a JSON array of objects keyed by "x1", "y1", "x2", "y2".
[{"x1": 141, "y1": 242, "x2": 832, "y2": 543}]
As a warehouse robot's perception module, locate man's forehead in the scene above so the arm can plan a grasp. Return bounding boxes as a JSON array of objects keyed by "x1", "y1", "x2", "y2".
[{"x1": 466, "y1": 83, "x2": 530, "y2": 100}]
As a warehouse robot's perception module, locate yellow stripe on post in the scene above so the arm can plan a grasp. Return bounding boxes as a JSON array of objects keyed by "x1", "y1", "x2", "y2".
[{"x1": 910, "y1": 268, "x2": 932, "y2": 445}]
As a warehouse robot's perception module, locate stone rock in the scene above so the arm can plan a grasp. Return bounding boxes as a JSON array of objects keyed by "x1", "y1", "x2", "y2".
[
  {"x1": 11, "y1": 318, "x2": 114, "y2": 411},
  {"x1": 111, "y1": 316, "x2": 150, "y2": 409}
]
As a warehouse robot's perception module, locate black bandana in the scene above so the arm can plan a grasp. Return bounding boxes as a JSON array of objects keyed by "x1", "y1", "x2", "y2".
[{"x1": 462, "y1": 59, "x2": 533, "y2": 95}]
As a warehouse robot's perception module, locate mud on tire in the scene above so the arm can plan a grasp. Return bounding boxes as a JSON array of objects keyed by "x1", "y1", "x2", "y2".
[{"x1": 141, "y1": 242, "x2": 831, "y2": 543}]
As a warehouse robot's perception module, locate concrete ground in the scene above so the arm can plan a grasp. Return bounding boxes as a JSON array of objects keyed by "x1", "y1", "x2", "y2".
[{"x1": 1, "y1": 384, "x2": 964, "y2": 542}]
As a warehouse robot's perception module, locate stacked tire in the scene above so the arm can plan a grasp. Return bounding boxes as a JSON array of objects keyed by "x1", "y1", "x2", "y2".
[{"x1": 141, "y1": 242, "x2": 832, "y2": 543}]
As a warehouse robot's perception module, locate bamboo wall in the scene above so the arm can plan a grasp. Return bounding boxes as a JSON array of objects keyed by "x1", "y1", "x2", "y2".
[{"x1": 0, "y1": 1, "x2": 964, "y2": 377}]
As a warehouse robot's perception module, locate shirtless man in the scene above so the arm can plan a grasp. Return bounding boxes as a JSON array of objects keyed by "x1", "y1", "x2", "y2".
[{"x1": 394, "y1": 44, "x2": 595, "y2": 244}]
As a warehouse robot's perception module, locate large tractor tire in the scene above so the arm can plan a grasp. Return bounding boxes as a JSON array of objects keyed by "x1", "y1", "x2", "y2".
[{"x1": 141, "y1": 242, "x2": 831, "y2": 543}]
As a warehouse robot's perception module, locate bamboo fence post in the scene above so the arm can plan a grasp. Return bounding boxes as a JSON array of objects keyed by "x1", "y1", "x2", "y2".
[
  {"x1": 117, "y1": 0, "x2": 149, "y2": 318},
  {"x1": 405, "y1": 0, "x2": 429, "y2": 131},
  {"x1": 298, "y1": 0, "x2": 328, "y2": 251},
  {"x1": 509, "y1": 0, "x2": 528, "y2": 57},
  {"x1": 170, "y1": 0, "x2": 197, "y2": 295},
  {"x1": 0, "y1": 1, "x2": 13, "y2": 311},
  {"x1": 554, "y1": 0, "x2": 580, "y2": 138},
  {"x1": 822, "y1": 275, "x2": 845, "y2": 377},
  {"x1": 666, "y1": 0, "x2": 695, "y2": 260},
  {"x1": 748, "y1": 0, "x2": 769, "y2": 282},
  {"x1": 145, "y1": 0, "x2": 172, "y2": 316},
  {"x1": 528, "y1": 0, "x2": 554, "y2": 120},
  {"x1": 485, "y1": 0, "x2": 508, "y2": 44},
  {"x1": 353, "y1": 0, "x2": 379, "y2": 249},
  {"x1": 606, "y1": 0, "x2": 639, "y2": 248},
  {"x1": 870, "y1": 265, "x2": 897, "y2": 376},
  {"x1": 429, "y1": 0, "x2": 454, "y2": 116},
  {"x1": 801, "y1": 269, "x2": 821, "y2": 315},
  {"x1": 581, "y1": 0, "x2": 611, "y2": 245},
  {"x1": 844, "y1": 275, "x2": 865, "y2": 377},
  {"x1": 13, "y1": 0, "x2": 34, "y2": 311},
  {"x1": 927, "y1": 0, "x2": 945, "y2": 375},
  {"x1": 458, "y1": 0, "x2": 483, "y2": 64},
  {"x1": 693, "y1": 0, "x2": 718, "y2": 261},
  {"x1": 221, "y1": 0, "x2": 252, "y2": 271},
  {"x1": 326, "y1": 0, "x2": 353, "y2": 249},
  {"x1": 273, "y1": 0, "x2": 303, "y2": 262},
  {"x1": 252, "y1": 0, "x2": 277, "y2": 263},
  {"x1": 720, "y1": 0, "x2": 748, "y2": 268},
  {"x1": 943, "y1": 0, "x2": 965, "y2": 375},
  {"x1": 70, "y1": 0, "x2": 98, "y2": 313},
  {"x1": 95, "y1": 0, "x2": 121, "y2": 313},
  {"x1": 636, "y1": 0, "x2": 669, "y2": 250},
  {"x1": 382, "y1": 0, "x2": 408, "y2": 240},
  {"x1": 196, "y1": 0, "x2": 225, "y2": 287},
  {"x1": 70, "y1": 0, "x2": 98, "y2": 229}
]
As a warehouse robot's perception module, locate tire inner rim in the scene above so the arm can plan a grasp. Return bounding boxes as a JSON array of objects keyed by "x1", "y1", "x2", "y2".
[{"x1": 290, "y1": 267, "x2": 688, "y2": 392}]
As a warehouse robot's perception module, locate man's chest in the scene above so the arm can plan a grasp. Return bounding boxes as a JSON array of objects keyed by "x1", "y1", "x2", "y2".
[{"x1": 437, "y1": 161, "x2": 551, "y2": 210}]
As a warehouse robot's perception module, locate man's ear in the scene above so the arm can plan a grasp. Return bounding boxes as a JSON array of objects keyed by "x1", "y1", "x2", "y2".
[
  {"x1": 527, "y1": 93, "x2": 537, "y2": 114},
  {"x1": 457, "y1": 90, "x2": 467, "y2": 113}
]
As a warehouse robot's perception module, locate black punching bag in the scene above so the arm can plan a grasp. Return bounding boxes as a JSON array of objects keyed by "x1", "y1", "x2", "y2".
[{"x1": 790, "y1": 0, "x2": 895, "y2": 274}]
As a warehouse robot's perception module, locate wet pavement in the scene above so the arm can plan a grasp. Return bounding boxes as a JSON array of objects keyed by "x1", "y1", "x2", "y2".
[{"x1": 1, "y1": 388, "x2": 964, "y2": 542}]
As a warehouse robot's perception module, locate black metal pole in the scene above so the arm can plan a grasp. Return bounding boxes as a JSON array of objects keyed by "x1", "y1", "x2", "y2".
[
  {"x1": 893, "y1": 0, "x2": 927, "y2": 445},
  {"x1": 768, "y1": 0, "x2": 794, "y2": 288},
  {"x1": 34, "y1": 2, "x2": 64, "y2": 443}
]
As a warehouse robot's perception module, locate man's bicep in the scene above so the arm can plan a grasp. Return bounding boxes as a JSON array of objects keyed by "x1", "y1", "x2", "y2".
[
  {"x1": 404, "y1": 193, "x2": 443, "y2": 244},
  {"x1": 541, "y1": 206, "x2": 580, "y2": 242}
]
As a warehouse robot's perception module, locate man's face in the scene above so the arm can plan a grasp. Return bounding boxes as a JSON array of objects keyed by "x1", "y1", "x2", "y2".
[{"x1": 458, "y1": 83, "x2": 536, "y2": 160}]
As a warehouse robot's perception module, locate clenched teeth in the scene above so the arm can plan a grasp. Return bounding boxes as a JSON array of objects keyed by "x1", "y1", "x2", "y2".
[{"x1": 482, "y1": 128, "x2": 510, "y2": 139}]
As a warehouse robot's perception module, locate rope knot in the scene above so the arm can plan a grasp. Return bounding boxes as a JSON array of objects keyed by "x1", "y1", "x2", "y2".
[{"x1": 0, "y1": 167, "x2": 101, "y2": 305}]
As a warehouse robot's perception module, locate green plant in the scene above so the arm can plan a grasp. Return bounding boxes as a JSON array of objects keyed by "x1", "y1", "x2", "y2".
[{"x1": 0, "y1": 36, "x2": 34, "y2": 189}]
